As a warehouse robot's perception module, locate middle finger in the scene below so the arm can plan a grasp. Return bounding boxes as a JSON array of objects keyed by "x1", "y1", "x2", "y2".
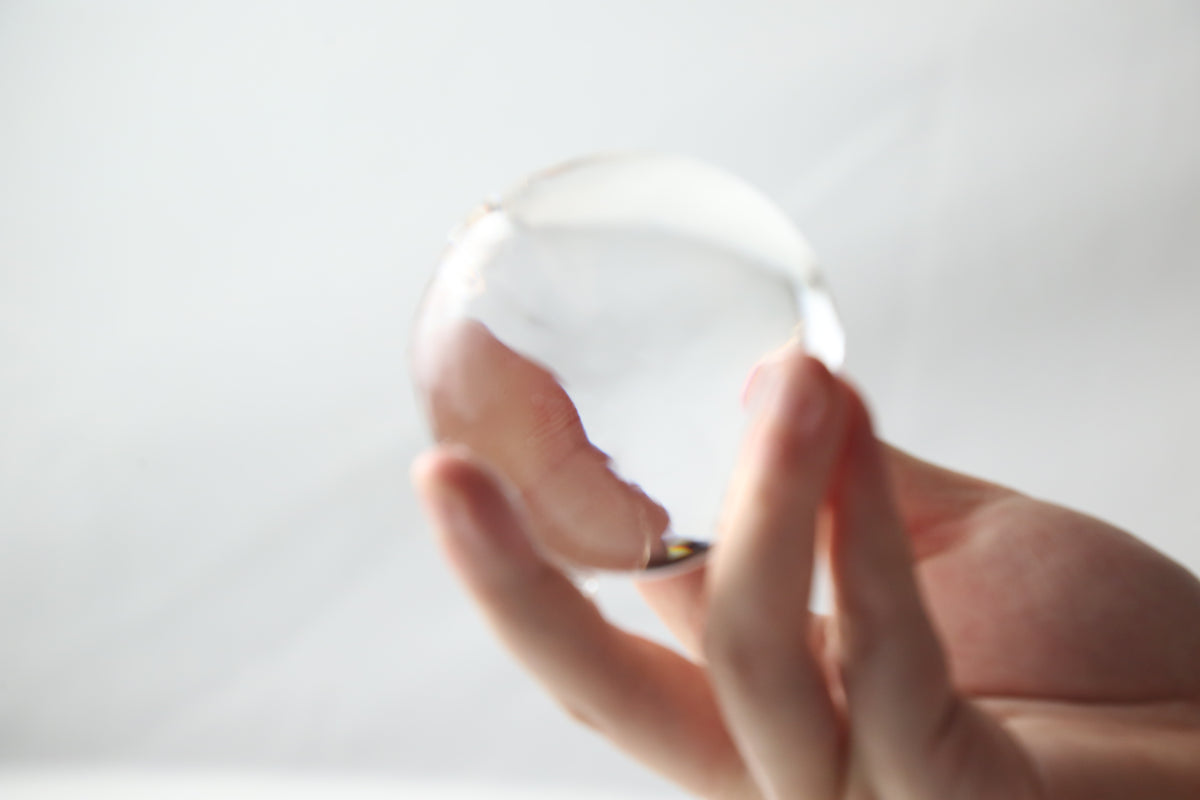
[{"x1": 704, "y1": 351, "x2": 849, "y2": 799}]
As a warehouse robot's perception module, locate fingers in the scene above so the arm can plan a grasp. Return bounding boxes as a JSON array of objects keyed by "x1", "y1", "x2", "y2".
[
  {"x1": 418, "y1": 320, "x2": 669, "y2": 571},
  {"x1": 637, "y1": 567, "x2": 709, "y2": 658},
  {"x1": 639, "y1": 386, "x2": 1012, "y2": 660},
  {"x1": 703, "y1": 350, "x2": 848, "y2": 800},
  {"x1": 412, "y1": 448, "x2": 754, "y2": 800},
  {"x1": 828, "y1": 387, "x2": 963, "y2": 793}
]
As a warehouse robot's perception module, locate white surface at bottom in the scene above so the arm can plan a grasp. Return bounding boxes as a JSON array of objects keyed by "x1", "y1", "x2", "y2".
[{"x1": 0, "y1": 769, "x2": 648, "y2": 800}]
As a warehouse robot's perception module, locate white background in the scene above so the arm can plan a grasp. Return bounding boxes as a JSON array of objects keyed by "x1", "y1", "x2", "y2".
[{"x1": 2, "y1": 1, "x2": 1198, "y2": 797}]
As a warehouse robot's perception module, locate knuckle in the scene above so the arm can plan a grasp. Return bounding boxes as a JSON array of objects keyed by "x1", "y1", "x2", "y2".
[
  {"x1": 838, "y1": 608, "x2": 943, "y2": 689},
  {"x1": 837, "y1": 606, "x2": 898, "y2": 672},
  {"x1": 703, "y1": 608, "x2": 795, "y2": 688}
]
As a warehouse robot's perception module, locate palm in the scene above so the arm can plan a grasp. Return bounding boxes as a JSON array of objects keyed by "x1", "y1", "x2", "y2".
[
  {"x1": 912, "y1": 489, "x2": 1200, "y2": 794},
  {"x1": 914, "y1": 492, "x2": 1200, "y2": 706}
]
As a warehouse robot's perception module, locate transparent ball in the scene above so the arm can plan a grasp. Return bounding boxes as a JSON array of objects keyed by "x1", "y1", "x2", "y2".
[{"x1": 411, "y1": 152, "x2": 844, "y2": 577}]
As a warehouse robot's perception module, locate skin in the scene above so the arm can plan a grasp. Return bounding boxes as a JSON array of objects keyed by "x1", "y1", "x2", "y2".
[{"x1": 412, "y1": 340, "x2": 1200, "y2": 799}]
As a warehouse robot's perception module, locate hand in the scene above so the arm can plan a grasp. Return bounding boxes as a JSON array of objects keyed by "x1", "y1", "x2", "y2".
[{"x1": 412, "y1": 346, "x2": 1200, "y2": 799}]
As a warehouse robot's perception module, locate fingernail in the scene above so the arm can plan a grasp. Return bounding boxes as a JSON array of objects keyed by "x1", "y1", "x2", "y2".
[
  {"x1": 740, "y1": 363, "x2": 764, "y2": 408},
  {"x1": 780, "y1": 358, "x2": 830, "y2": 435}
]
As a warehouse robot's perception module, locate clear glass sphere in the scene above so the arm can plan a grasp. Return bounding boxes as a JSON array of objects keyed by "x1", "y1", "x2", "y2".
[{"x1": 411, "y1": 152, "x2": 844, "y2": 577}]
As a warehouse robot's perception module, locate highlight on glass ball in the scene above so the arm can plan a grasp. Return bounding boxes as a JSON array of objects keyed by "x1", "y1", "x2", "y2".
[{"x1": 411, "y1": 152, "x2": 844, "y2": 577}]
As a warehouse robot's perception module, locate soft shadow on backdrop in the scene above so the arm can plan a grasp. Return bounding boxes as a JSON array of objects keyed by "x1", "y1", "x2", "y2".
[{"x1": 1, "y1": 1, "x2": 1198, "y2": 797}]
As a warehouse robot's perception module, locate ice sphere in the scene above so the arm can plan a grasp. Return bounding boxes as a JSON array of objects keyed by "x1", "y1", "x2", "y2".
[{"x1": 411, "y1": 152, "x2": 843, "y2": 576}]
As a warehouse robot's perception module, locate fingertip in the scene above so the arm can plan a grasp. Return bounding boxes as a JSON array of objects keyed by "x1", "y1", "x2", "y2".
[
  {"x1": 830, "y1": 381, "x2": 896, "y2": 494},
  {"x1": 412, "y1": 446, "x2": 542, "y2": 578},
  {"x1": 410, "y1": 444, "x2": 462, "y2": 494},
  {"x1": 747, "y1": 354, "x2": 846, "y2": 471},
  {"x1": 827, "y1": 380, "x2": 911, "y2": 611},
  {"x1": 743, "y1": 343, "x2": 823, "y2": 403},
  {"x1": 412, "y1": 444, "x2": 505, "y2": 505},
  {"x1": 409, "y1": 445, "x2": 436, "y2": 481},
  {"x1": 834, "y1": 378, "x2": 876, "y2": 439}
]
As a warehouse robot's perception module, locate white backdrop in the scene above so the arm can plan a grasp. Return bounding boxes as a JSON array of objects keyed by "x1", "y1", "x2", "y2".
[{"x1": 2, "y1": 1, "x2": 1198, "y2": 797}]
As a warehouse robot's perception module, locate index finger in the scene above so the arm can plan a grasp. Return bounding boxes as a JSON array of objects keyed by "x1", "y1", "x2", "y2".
[{"x1": 415, "y1": 319, "x2": 670, "y2": 571}]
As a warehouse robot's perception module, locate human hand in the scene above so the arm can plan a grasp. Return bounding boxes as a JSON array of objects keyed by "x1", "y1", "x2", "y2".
[{"x1": 412, "y1": 344, "x2": 1200, "y2": 799}]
